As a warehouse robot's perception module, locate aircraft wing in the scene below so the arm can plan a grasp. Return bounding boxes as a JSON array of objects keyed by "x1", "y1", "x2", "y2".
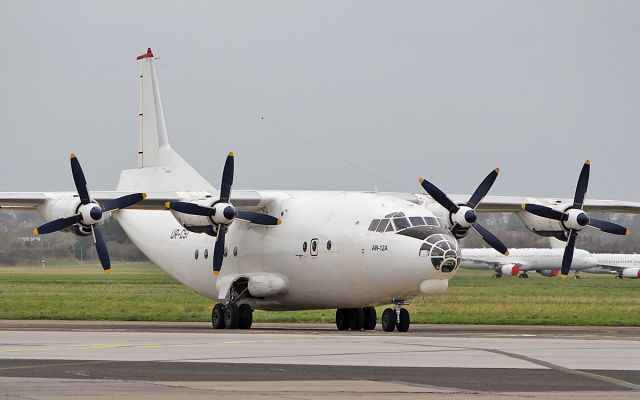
[
  {"x1": 446, "y1": 195, "x2": 640, "y2": 213},
  {"x1": 0, "y1": 190, "x2": 268, "y2": 211}
]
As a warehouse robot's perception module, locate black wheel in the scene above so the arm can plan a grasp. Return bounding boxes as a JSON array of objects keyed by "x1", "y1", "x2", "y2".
[
  {"x1": 212, "y1": 303, "x2": 225, "y2": 329},
  {"x1": 494, "y1": 273, "x2": 502, "y2": 278},
  {"x1": 363, "y1": 307, "x2": 377, "y2": 330},
  {"x1": 336, "y1": 309, "x2": 349, "y2": 331},
  {"x1": 519, "y1": 273, "x2": 529, "y2": 279},
  {"x1": 397, "y1": 308, "x2": 410, "y2": 332},
  {"x1": 224, "y1": 304, "x2": 240, "y2": 329},
  {"x1": 238, "y1": 304, "x2": 253, "y2": 329},
  {"x1": 348, "y1": 308, "x2": 365, "y2": 331},
  {"x1": 381, "y1": 308, "x2": 396, "y2": 332}
]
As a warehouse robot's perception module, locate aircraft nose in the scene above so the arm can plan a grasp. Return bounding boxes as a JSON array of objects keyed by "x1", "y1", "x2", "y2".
[{"x1": 418, "y1": 233, "x2": 461, "y2": 273}]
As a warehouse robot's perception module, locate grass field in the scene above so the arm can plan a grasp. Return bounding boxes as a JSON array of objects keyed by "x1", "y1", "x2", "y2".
[{"x1": 1, "y1": 262, "x2": 639, "y2": 326}]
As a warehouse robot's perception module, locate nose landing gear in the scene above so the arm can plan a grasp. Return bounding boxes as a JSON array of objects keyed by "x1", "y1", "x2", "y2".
[{"x1": 381, "y1": 301, "x2": 410, "y2": 332}]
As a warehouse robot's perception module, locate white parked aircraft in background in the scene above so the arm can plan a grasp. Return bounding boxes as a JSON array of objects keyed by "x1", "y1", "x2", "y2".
[
  {"x1": 0, "y1": 49, "x2": 638, "y2": 332},
  {"x1": 460, "y1": 247, "x2": 597, "y2": 278},
  {"x1": 586, "y1": 253, "x2": 640, "y2": 279}
]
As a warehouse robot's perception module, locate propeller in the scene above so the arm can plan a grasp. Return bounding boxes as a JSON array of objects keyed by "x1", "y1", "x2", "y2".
[
  {"x1": 33, "y1": 153, "x2": 147, "y2": 273},
  {"x1": 165, "y1": 152, "x2": 281, "y2": 276},
  {"x1": 521, "y1": 160, "x2": 630, "y2": 278},
  {"x1": 419, "y1": 168, "x2": 509, "y2": 256}
]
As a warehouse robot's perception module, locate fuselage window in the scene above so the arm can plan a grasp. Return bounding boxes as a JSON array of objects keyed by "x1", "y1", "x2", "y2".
[
  {"x1": 393, "y1": 217, "x2": 411, "y2": 230},
  {"x1": 424, "y1": 216, "x2": 439, "y2": 226},
  {"x1": 409, "y1": 217, "x2": 425, "y2": 226},
  {"x1": 303, "y1": 241, "x2": 308, "y2": 252},
  {"x1": 204, "y1": 249, "x2": 209, "y2": 259},
  {"x1": 368, "y1": 219, "x2": 381, "y2": 231},
  {"x1": 311, "y1": 240, "x2": 317, "y2": 253},
  {"x1": 194, "y1": 249, "x2": 199, "y2": 260},
  {"x1": 376, "y1": 219, "x2": 390, "y2": 232},
  {"x1": 327, "y1": 240, "x2": 332, "y2": 250}
]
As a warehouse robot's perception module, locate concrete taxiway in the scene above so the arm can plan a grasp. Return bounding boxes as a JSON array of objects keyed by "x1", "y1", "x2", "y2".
[{"x1": 0, "y1": 320, "x2": 638, "y2": 399}]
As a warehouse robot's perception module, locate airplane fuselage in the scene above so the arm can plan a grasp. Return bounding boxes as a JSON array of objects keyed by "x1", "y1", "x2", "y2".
[{"x1": 117, "y1": 191, "x2": 459, "y2": 310}]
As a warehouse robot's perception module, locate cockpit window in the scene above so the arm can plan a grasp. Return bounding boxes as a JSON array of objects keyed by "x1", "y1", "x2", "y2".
[
  {"x1": 392, "y1": 217, "x2": 411, "y2": 230},
  {"x1": 384, "y1": 212, "x2": 396, "y2": 218},
  {"x1": 386, "y1": 222, "x2": 395, "y2": 232},
  {"x1": 368, "y1": 219, "x2": 380, "y2": 231},
  {"x1": 409, "y1": 217, "x2": 425, "y2": 226},
  {"x1": 376, "y1": 219, "x2": 390, "y2": 232},
  {"x1": 424, "y1": 216, "x2": 439, "y2": 227}
]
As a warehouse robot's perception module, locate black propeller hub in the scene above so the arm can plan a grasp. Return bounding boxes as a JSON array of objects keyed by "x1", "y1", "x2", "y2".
[
  {"x1": 90, "y1": 206, "x2": 103, "y2": 221},
  {"x1": 576, "y1": 212, "x2": 589, "y2": 227},
  {"x1": 223, "y1": 205, "x2": 236, "y2": 221},
  {"x1": 464, "y1": 209, "x2": 477, "y2": 224}
]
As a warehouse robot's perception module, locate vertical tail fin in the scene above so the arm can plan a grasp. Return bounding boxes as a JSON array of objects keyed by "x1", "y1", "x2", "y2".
[
  {"x1": 137, "y1": 48, "x2": 169, "y2": 167},
  {"x1": 116, "y1": 49, "x2": 213, "y2": 192}
]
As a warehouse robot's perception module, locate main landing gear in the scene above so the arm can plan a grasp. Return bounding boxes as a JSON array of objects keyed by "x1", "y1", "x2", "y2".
[
  {"x1": 518, "y1": 272, "x2": 529, "y2": 279},
  {"x1": 212, "y1": 303, "x2": 253, "y2": 329},
  {"x1": 335, "y1": 307, "x2": 377, "y2": 331},
  {"x1": 336, "y1": 303, "x2": 410, "y2": 332}
]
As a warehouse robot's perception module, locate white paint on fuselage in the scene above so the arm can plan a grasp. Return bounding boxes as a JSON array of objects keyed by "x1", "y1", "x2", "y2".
[
  {"x1": 116, "y1": 191, "x2": 457, "y2": 311},
  {"x1": 461, "y1": 248, "x2": 598, "y2": 272}
]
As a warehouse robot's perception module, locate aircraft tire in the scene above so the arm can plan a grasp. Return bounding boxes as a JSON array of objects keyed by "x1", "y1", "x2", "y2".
[
  {"x1": 211, "y1": 303, "x2": 225, "y2": 329},
  {"x1": 363, "y1": 307, "x2": 377, "y2": 330},
  {"x1": 397, "y1": 309, "x2": 410, "y2": 332},
  {"x1": 335, "y1": 309, "x2": 349, "y2": 330},
  {"x1": 381, "y1": 308, "x2": 396, "y2": 332},
  {"x1": 224, "y1": 304, "x2": 240, "y2": 329},
  {"x1": 238, "y1": 304, "x2": 253, "y2": 329},
  {"x1": 348, "y1": 308, "x2": 365, "y2": 330}
]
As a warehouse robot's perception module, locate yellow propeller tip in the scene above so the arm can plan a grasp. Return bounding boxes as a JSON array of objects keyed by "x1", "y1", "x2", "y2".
[
  {"x1": 142, "y1": 193, "x2": 148, "y2": 200},
  {"x1": 503, "y1": 250, "x2": 509, "y2": 256},
  {"x1": 33, "y1": 228, "x2": 39, "y2": 236},
  {"x1": 626, "y1": 228, "x2": 631, "y2": 236},
  {"x1": 104, "y1": 269, "x2": 112, "y2": 275},
  {"x1": 70, "y1": 153, "x2": 77, "y2": 159},
  {"x1": 213, "y1": 271, "x2": 220, "y2": 276},
  {"x1": 559, "y1": 274, "x2": 568, "y2": 279},
  {"x1": 495, "y1": 167, "x2": 500, "y2": 173},
  {"x1": 585, "y1": 160, "x2": 591, "y2": 165},
  {"x1": 228, "y1": 151, "x2": 235, "y2": 157},
  {"x1": 418, "y1": 178, "x2": 425, "y2": 184},
  {"x1": 277, "y1": 219, "x2": 282, "y2": 225},
  {"x1": 520, "y1": 203, "x2": 526, "y2": 210},
  {"x1": 165, "y1": 202, "x2": 171, "y2": 209}
]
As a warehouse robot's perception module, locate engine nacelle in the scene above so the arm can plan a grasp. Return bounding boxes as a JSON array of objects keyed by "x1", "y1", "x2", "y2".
[
  {"x1": 537, "y1": 269, "x2": 560, "y2": 277},
  {"x1": 500, "y1": 264, "x2": 520, "y2": 276},
  {"x1": 517, "y1": 206, "x2": 568, "y2": 239},
  {"x1": 168, "y1": 199, "x2": 217, "y2": 235},
  {"x1": 622, "y1": 268, "x2": 640, "y2": 279},
  {"x1": 37, "y1": 196, "x2": 91, "y2": 236}
]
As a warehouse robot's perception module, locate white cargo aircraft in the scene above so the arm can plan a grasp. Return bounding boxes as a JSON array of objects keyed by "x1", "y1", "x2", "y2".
[{"x1": 1, "y1": 49, "x2": 638, "y2": 332}]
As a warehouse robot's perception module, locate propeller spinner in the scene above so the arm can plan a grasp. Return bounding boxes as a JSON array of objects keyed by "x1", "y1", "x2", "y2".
[
  {"x1": 521, "y1": 160, "x2": 629, "y2": 278},
  {"x1": 419, "y1": 168, "x2": 509, "y2": 256},
  {"x1": 166, "y1": 152, "x2": 281, "y2": 276},
  {"x1": 33, "y1": 154, "x2": 147, "y2": 273}
]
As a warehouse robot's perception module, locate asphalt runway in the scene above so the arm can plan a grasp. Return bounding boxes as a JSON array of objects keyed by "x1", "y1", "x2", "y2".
[{"x1": 0, "y1": 320, "x2": 638, "y2": 399}]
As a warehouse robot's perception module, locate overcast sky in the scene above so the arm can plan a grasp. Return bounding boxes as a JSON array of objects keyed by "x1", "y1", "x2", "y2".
[{"x1": 1, "y1": 1, "x2": 639, "y2": 201}]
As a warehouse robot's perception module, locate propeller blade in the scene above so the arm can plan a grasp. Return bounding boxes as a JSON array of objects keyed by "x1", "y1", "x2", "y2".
[
  {"x1": 589, "y1": 218, "x2": 630, "y2": 236},
  {"x1": 467, "y1": 168, "x2": 500, "y2": 209},
  {"x1": 561, "y1": 230, "x2": 578, "y2": 277},
  {"x1": 418, "y1": 178, "x2": 459, "y2": 214},
  {"x1": 521, "y1": 203, "x2": 567, "y2": 221},
  {"x1": 573, "y1": 160, "x2": 590, "y2": 209},
  {"x1": 212, "y1": 228, "x2": 226, "y2": 276},
  {"x1": 102, "y1": 193, "x2": 147, "y2": 212},
  {"x1": 70, "y1": 154, "x2": 90, "y2": 204},
  {"x1": 236, "y1": 211, "x2": 281, "y2": 226},
  {"x1": 34, "y1": 215, "x2": 80, "y2": 235},
  {"x1": 92, "y1": 226, "x2": 111, "y2": 272},
  {"x1": 220, "y1": 152, "x2": 234, "y2": 203},
  {"x1": 472, "y1": 222, "x2": 509, "y2": 256},
  {"x1": 166, "y1": 201, "x2": 212, "y2": 216}
]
